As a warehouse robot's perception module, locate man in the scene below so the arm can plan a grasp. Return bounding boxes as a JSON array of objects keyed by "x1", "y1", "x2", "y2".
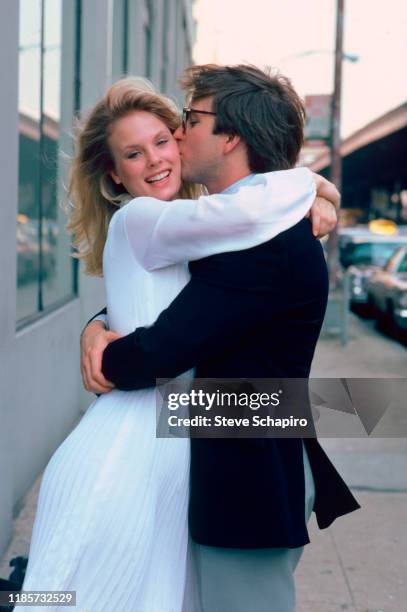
[{"x1": 82, "y1": 65, "x2": 359, "y2": 611}]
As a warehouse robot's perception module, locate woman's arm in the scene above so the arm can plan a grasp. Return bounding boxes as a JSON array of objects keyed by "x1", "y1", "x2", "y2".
[{"x1": 122, "y1": 167, "x2": 318, "y2": 270}]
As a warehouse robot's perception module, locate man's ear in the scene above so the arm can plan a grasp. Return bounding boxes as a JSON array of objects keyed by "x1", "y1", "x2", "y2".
[{"x1": 223, "y1": 132, "x2": 241, "y2": 154}]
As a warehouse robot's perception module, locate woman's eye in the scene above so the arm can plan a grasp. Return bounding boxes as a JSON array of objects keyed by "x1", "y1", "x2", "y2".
[
  {"x1": 128, "y1": 151, "x2": 141, "y2": 159},
  {"x1": 189, "y1": 120, "x2": 198, "y2": 127},
  {"x1": 157, "y1": 139, "x2": 168, "y2": 145}
]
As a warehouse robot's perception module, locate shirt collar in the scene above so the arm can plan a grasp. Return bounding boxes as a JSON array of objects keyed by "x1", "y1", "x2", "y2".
[{"x1": 221, "y1": 174, "x2": 255, "y2": 195}]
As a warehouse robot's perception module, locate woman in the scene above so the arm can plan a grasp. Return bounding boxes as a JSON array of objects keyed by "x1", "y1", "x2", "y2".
[{"x1": 20, "y1": 77, "x2": 324, "y2": 612}]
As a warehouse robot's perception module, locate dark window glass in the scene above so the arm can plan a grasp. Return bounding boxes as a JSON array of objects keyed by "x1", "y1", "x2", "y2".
[
  {"x1": 112, "y1": 0, "x2": 129, "y2": 78},
  {"x1": 398, "y1": 253, "x2": 407, "y2": 274},
  {"x1": 17, "y1": 0, "x2": 42, "y2": 319},
  {"x1": 17, "y1": 0, "x2": 80, "y2": 323},
  {"x1": 161, "y1": 0, "x2": 169, "y2": 91},
  {"x1": 386, "y1": 248, "x2": 405, "y2": 273},
  {"x1": 144, "y1": 0, "x2": 153, "y2": 78},
  {"x1": 341, "y1": 241, "x2": 406, "y2": 268}
]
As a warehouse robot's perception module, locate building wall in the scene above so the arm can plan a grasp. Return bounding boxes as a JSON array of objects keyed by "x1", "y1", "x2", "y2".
[{"x1": 0, "y1": 0, "x2": 194, "y2": 559}]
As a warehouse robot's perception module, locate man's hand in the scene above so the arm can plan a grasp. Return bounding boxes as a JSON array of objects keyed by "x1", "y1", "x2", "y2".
[
  {"x1": 80, "y1": 320, "x2": 122, "y2": 394},
  {"x1": 308, "y1": 196, "x2": 338, "y2": 238},
  {"x1": 308, "y1": 173, "x2": 340, "y2": 238}
]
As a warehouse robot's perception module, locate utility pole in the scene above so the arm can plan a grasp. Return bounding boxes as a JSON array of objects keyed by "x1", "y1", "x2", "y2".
[{"x1": 327, "y1": 0, "x2": 345, "y2": 288}]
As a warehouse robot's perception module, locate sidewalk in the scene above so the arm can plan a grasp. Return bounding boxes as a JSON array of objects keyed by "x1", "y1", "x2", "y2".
[
  {"x1": 0, "y1": 477, "x2": 41, "y2": 581},
  {"x1": 1, "y1": 314, "x2": 406, "y2": 611},
  {"x1": 295, "y1": 314, "x2": 407, "y2": 612}
]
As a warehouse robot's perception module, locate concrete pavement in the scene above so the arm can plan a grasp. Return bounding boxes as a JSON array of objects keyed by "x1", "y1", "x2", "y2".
[
  {"x1": 296, "y1": 491, "x2": 407, "y2": 612},
  {"x1": 311, "y1": 312, "x2": 407, "y2": 378},
  {"x1": 295, "y1": 313, "x2": 407, "y2": 612}
]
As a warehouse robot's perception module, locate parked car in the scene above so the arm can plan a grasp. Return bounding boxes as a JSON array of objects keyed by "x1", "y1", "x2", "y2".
[
  {"x1": 366, "y1": 246, "x2": 407, "y2": 340},
  {"x1": 338, "y1": 227, "x2": 407, "y2": 310}
]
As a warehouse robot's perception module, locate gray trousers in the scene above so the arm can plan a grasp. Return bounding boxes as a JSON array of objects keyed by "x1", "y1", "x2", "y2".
[{"x1": 183, "y1": 443, "x2": 316, "y2": 612}]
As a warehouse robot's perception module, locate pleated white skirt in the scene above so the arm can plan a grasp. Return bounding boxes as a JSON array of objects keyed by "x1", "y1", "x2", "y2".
[{"x1": 20, "y1": 388, "x2": 191, "y2": 612}]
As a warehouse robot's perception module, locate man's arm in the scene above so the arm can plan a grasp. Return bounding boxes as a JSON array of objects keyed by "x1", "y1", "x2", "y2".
[
  {"x1": 81, "y1": 175, "x2": 339, "y2": 392},
  {"x1": 102, "y1": 274, "x2": 266, "y2": 390}
]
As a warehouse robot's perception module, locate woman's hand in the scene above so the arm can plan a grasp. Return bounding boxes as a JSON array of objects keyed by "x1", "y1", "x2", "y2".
[
  {"x1": 309, "y1": 174, "x2": 340, "y2": 238},
  {"x1": 80, "y1": 321, "x2": 121, "y2": 394}
]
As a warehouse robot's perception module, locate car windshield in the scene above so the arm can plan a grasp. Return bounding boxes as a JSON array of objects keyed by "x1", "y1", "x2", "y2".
[
  {"x1": 341, "y1": 242, "x2": 405, "y2": 267},
  {"x1": 399, "y1": 254, "x2": 407, "y2": 273}
]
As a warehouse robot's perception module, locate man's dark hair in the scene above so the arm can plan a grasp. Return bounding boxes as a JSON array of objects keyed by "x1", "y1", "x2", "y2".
[{"x1": 180, "y1": 64, "x2": 305, "y2": 173}]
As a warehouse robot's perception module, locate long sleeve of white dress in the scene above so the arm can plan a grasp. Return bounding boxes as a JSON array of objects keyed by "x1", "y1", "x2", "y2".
[{"x1": 120, "y1": 167, "x2": 316, "y2": 270}]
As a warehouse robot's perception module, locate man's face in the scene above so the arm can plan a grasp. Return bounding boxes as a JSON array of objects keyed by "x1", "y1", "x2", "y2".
[{"x1": 173, "y1": 97, "x2": 225, "y2": 188}]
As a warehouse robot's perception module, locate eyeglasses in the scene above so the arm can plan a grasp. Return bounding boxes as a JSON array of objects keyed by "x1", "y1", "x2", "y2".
[{"x1": 182, "y1": 107, "x2": 217, "y2": 132}]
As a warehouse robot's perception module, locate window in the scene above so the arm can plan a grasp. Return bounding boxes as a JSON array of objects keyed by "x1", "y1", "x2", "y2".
[
  {"x1": 112, "y1": 0, "x2": 129, "y2": 79},
  {"x1": 160, "y1": 0, "x2": 169, "y2": 91},
  {"x1": 17, "y1": 0, "x2": 80, "y2": 324},
  {"x1": 144, "y1": 0, "x2": 153, "y2": 79},
  {"x1": 397, "y1": 253, "x2": 407, "y2": 274}
]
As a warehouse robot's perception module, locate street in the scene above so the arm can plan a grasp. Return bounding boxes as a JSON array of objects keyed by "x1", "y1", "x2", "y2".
[{"x1": 296, "y1": 313, "x2": 407, "y2": 611}]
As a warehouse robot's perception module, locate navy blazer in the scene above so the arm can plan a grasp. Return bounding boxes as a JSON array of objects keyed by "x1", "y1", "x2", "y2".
[{"x1": 102, "y1": 219, "x2": 360, "y2": 548}]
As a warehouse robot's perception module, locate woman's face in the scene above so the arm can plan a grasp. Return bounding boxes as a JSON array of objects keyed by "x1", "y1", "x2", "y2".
[{"x1": 108, "y1": 111, "x2": 181, "y2": 200}]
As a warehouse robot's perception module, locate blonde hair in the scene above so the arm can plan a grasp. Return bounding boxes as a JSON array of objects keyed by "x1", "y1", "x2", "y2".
[{"x1": 66, "y1": 77, "x2": 201, "y2": 276}]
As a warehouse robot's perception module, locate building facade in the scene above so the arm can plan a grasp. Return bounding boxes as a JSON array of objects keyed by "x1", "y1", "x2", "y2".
[
  {"x1": 309, "y1": 103, "x2": 407, "y2": 226},
  {"x1": 0, "y1": 0, "x2": 194, "y2": 557}
]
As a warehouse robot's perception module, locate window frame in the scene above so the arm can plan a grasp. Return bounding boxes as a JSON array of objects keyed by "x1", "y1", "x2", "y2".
[{"x1": 16, "y1": 0, "x2": 81, "y2": 330}]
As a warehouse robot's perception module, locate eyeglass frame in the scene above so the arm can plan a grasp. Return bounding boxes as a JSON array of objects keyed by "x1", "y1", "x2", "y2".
[{"x1": 181, "y1": 107, "x2": 217, "y2": 132}]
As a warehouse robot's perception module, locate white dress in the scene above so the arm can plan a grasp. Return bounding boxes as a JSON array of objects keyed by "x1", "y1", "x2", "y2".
[{"x1": 20, "y1": 169, "x2": 316, "y2": 612}]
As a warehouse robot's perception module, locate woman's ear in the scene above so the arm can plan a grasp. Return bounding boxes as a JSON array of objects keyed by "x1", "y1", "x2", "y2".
[{"x1": 110, "y1": 168, "x2": 122, "y2": 185}]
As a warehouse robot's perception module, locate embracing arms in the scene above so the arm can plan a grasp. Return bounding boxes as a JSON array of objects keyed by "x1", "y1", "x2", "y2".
[
  {"x1": 101, "y1": 272, "x2": 267, "y2": 390},
  {"x1": 122, "y1": 168, "x2": 336, "y2": 270},
  {"x1": 81, "y1": 170, "x2": 339, "y2": 392}
]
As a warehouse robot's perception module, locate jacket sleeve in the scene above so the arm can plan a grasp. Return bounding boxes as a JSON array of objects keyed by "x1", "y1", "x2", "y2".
[
  {"x1": 85, "y1": 307, "x2": 108, "y2": 328},
  {"x1": 122, "y1": 168, "x2": 315, "y2": 270},
  {"x1": 102, "y1": 272, "x2": 266, "y2": 390}
]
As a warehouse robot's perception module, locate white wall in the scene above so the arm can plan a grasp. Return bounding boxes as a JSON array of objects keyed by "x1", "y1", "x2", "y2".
[{"x1": 0, "y1": 0, "x2": 22, "y2": 554}]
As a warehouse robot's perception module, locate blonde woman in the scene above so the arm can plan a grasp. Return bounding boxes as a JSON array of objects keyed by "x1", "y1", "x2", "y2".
[{"x1": 20, "y1": 77, "x2": 337, "y2": 611}]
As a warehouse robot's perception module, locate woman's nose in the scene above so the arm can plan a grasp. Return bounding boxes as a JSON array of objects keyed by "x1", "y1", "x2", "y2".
[{"x1": 146, "y1": 150, "x2": 161, "y2": 166}]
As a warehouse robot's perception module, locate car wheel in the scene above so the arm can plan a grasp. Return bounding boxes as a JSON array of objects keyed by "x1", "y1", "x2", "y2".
[
  {"x1": 374, "y1": 301, "x2": 388, "y2": 332},
  {"x1": 399, "y1": 328, "x2": 407, "y2": 346},
  {"x1": 365, "y1": 294, "x2": 375, "y2": 319},
  {"x1": 386, "y1": 301, "x2": 399, "y2": 340}
]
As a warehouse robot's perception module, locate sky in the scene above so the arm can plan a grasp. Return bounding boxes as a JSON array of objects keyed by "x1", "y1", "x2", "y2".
[{"x1": 193, "y1": 0, "x2": 407, "y2": 138}]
